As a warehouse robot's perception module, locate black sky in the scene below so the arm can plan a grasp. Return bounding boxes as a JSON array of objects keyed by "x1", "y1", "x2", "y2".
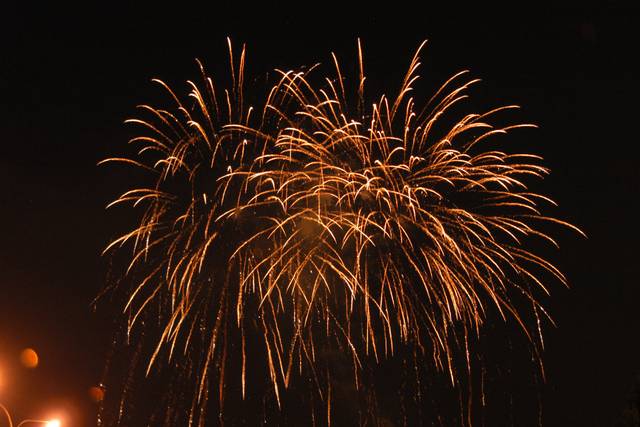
[{"x1": 1, "y1": 3, "x2": 639, "y2": 426}]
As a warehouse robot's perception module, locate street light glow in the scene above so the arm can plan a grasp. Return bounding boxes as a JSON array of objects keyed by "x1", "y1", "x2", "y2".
[
  {"x1": 19, "y1": 349, "x2": 39, "y2": 369},
  {"x1": 45, "y1": 419, "x2": 61, "y2": 427}
]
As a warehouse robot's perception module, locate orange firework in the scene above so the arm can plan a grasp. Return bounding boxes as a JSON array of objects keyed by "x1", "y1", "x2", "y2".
[{"x1": 100, "y1": 39, "x2": 582, "y2": 425}]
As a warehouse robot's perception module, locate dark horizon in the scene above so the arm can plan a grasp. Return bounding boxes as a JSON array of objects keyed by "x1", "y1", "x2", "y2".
[{"x1": 1, "y1": 4, "x2": 639, "y2": 425}]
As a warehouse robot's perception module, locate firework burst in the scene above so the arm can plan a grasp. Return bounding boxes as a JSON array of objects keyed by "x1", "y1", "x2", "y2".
[{"x1": 100, "y1": 39, "x2": 582, "y2": 425}]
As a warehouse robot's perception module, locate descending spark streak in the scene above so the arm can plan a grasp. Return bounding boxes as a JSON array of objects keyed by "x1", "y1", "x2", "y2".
[{"x1": 101, "y1": 38, "x2": 582, "y2": 425}]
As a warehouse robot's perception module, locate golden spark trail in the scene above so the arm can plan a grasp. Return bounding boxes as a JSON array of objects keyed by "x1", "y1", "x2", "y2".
[{"x1": 100, "y1": 38, "x2": 583, "y2": 425}]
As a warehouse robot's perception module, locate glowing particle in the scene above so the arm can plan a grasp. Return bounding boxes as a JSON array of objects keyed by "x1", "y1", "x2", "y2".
[{"x1": 89, "y1": 385, "x2": 105, "y2": 402}]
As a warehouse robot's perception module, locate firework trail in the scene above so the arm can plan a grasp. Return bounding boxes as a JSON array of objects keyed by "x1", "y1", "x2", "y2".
[{"x1": 99, "y1": 39, "x2": 582, "y2": 425}]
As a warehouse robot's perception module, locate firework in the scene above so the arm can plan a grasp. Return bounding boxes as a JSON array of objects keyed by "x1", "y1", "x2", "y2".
[{"x1": 100, "y1": 39, "x2": 582, "y2": 425}]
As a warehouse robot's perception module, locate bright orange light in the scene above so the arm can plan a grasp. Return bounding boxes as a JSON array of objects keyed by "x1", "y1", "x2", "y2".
[
  {"x1": 45, "y1": 420, "x2": 61, "y2": 427},
  {"x1": 88, "y1": 386, "x2": 105, "y2": 402},
  {"x1": 19, "y1": 348, "x2": 39, "y2": 369}
]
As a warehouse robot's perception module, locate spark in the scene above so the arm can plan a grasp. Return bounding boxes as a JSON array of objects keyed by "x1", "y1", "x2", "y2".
[{"x1": 100, "y1": 38, "x2": 582, "y2": 425}]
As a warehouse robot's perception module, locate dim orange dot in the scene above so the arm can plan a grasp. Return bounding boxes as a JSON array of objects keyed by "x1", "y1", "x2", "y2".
[
  {"x1": 20, "y1": 348, "x2": 39, "y2": 368},
  {"x1": 89, "y1": 386, "x2": 105, "y2": 402}
]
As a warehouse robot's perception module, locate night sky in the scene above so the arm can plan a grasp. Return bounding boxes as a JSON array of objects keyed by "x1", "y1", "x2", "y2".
[{"x1": 1, "y1": 3, "x2": 639, "y2": 426}]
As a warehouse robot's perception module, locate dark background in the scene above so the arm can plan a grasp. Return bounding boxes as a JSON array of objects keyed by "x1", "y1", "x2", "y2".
[{"x1": 1, "y1": 3, "x2": 638, "y2": 426}]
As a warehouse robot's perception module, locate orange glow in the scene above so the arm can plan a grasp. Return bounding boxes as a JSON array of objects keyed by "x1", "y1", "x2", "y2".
[
  {"x1": 88, "y1": 386, "x2": 105, "y2": 402},
  {"x1": 19, "y1": 348, "x2": 39, "y2": 368},
  {"x1": 45, "y1": 419, "x2": 61, "y2": 427}
]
